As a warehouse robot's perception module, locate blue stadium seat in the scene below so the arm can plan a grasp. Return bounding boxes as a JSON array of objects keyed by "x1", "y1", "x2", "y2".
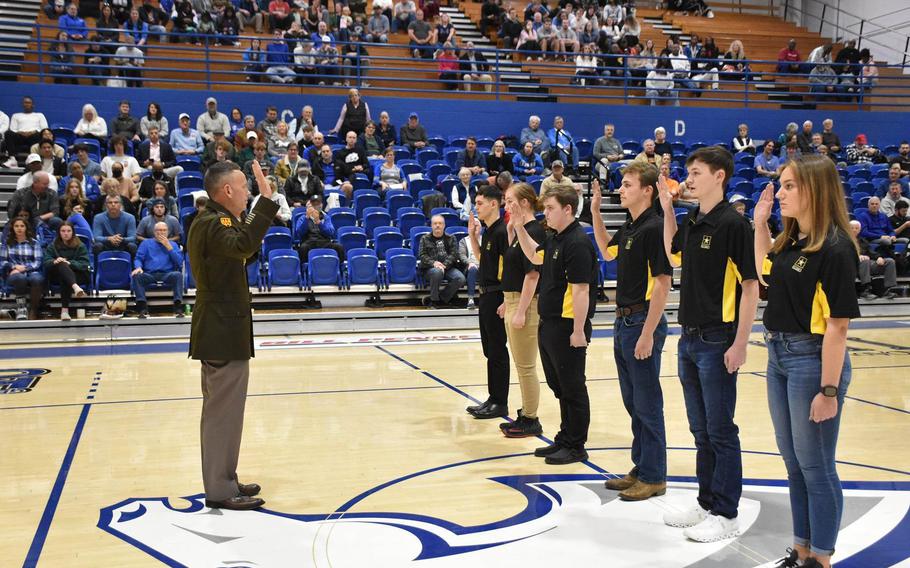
[
  {"x1": 176, "y1": 156, "x2": 201, "y2": 172},
  {"x1": 734, "y1": 152, "x2": 753, "y2": 166},
  {"x1": 688, "y1": 141, "x2": 708, "y2": 151},
  {"x1": 437, "y1": 176, "x2": 457, "y2": 200},
  {"x1": 622, "y1": 140, "x2": 642, "y2": 154},
  {"x1": 408, "y1": 178, "x2": 434, "y2": 201},
  {"x1": 397, "y1": 209, "x2": 427, "y2": 235},
  {"x1": 443, "y1": 149, "x2": 459, "y2": 170},
  {"x1": 445, "y1": 226, "x2": 468, "y2": 241},
  {"x1": 352, "y1": 175, "x2": 373, "y2": 191},
  {"x1": 73, "y1": 137, "x2": 102, "y2": 158},
  {"x1": 385, "y1": 190, "x2": 413, "y2": 218},
  {"x1": 393, "y1": 146, "x2": 412, "y2": 161},
  {"x1": 328, "y1": 207, "x2": 357, "y2": 230},
  {"x1": 353, "y1": 190, "x2": 382, "y2": 219},
  {"x1": 846, "y1": 164, "x2": 870, "y2": 178},
  {"x1": 95, "y1": 251, "x2": 132, "y2": 291},
  {"x1": 575, "y1": 139, "x2": 593, "y2": 162},
  {"x1": 399, "y1": 162, "x2": 423, "y2": 179},
  {"x1": 306, "y1": 248, "x2": 342, "y2": 287},
  {"x1": 337, "y1": 226, "x2": 368, "y2": 254},
  {"x1": 385, "y1": 248, "x2": 418, "y2": 284},
  {"x1": 733, "y1": 180, "x2": 753, "y2": 196},
  {"x1": 373, "y1": 227, "x2": 404, "y2": 260},
  {"x1": 409, "y1": 226, "x2": 431, "y2": 253},
  {"x1": 852, "y1": 181, "x2": 875, "y2": 196},
  {"x1": 427, "y1": 137, "x2": 446, "y2": 153},
  {"x1": 476, "y1": 137, "x2": 495, "y2": 152},
  {"x1": 448, "y1": 136, "x2": 468, "y2": 149},
  {"x1": 246, "y1": 257, "x2": 261, "y2": 290},
  {"x1": 346, "y1": 248, "x2": 380, "y2": 286},
  {"x1": 363, "y1": 209, "x2": 392, "y2": 238},
  {"x1": 417, "y1": 149, "x2": 440, "y2": 167},
  {"x1": 734, "y1": 167, "x2": 756, "y2": 181},
  {"x1": 267, "y1": 249, "x2": 303, "y2": 290},
  {"x1": 670, "y1": 141, "x2": 686, "y2": 155},
  {"x1": 262, "y1": 227, "x2": 293, "y2": 257},
  {"x1": 426, "y1": 162, "x2": 451, "y2": 182}
]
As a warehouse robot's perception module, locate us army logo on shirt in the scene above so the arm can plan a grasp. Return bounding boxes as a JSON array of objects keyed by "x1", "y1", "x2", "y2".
[
  {"x1": 625, "y1": 237, "x2": 633, "y2": 250},
  {"x1": 792, "y1": 256, "x2": 808, "y2": 272},
  {"x1": 486, "y1": 242, "x2": 491, "y2": 250},
  {"x1": 552, "y1": 249, "x2": 559, "y2": 260},
  {"x1": 700, "y1": 235, "x2": 712, "y2": 249}
]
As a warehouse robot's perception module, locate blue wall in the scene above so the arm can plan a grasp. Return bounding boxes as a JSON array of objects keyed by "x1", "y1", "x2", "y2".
[{"x1": 2, "y1": 83, "x2": 908, "y2": 146}]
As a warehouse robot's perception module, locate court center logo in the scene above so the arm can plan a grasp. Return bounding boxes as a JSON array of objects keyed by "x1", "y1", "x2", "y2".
[
  {"x1": 0, "y1": 368, "x2": 49, "y2": 394},
  {"x1": 98, "y1": 466, "x2": 910, "y2": 567}
]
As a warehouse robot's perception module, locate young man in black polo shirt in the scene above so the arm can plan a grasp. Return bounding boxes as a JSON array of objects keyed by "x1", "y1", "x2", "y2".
[
  {"x1": 590, "y1": 164, "x2": 673, "y2": 501},
  {"x1": 512, "y1": 184, "x2": 599, "y2": 465},
  {"x1": 658, "y1": 146, "x2": 759, "y2": 543},
  {"x1": 465, "y1": 185, "x2": 511, "y2": 420}
]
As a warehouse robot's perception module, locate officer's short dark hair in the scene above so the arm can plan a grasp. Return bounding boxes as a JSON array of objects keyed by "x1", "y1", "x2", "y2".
[
  {"x1": 204, "y1": 161, "x2": 242, "y2": 197},
  {"x1": 475, "y1": 184, "x2": 502, "y2": 205},
  {"x1": 686, "y1": 146, "x2": 734, "y2": 189}
]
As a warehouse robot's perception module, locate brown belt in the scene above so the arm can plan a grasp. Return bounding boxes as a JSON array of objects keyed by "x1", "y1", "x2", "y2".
[{"x1": 615, "y1": 303, "x2": 648, "y2": 317}]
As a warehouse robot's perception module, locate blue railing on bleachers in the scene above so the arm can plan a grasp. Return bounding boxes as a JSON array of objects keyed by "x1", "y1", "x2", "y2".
[{"x1": 7, "y1": 20, "x2": 910, "y2": 109}]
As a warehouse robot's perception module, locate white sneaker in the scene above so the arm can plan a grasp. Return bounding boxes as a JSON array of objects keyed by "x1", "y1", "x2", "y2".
[
  {"x1": 15, "y1": 306, "x2": 27, "y2": 320},
  {"x1": 466, "y1": 298, "x2": 476, "y2": 310},
  {"x1": 683, "y1": 514, "x2": 739, "y2": 543},
  {"x1": 663, "y1": 504, "x2": 709, "y2": 528},
  {"x1": 3, "y1": 156, "x2": 18, "y2": 168},
  {"x1": 73, "y1": 284, "x2": 86, "y2": 298},
  {"x1": 60, "y1": 309, "x2": 71, "y2": 321}
]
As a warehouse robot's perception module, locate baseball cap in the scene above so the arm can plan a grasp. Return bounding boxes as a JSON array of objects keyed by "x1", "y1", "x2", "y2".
[
  {"x1": 25, "y1": 153, "x2": 41, "y2": 165},
  {"x1": 178, "y1": 112, "x2": 190, "y2": 121},
  {"x1": 147, "y1": 197, "x2": 165, "y2": 208},
  {"x1": 550, "y1": 159, "x2": 564, "y2": 169},
  {"x1": 212, "y1": 129, "x2": 224, "y2": 136},
  {"x1": 298, "y1": 159, "x2": 311, "y2": 170},
  {"x1": 206, "y1": 97, "x2": 217, "y2": 105},
  {"x1": 409, "y1": 112, "x2": 419, "y2": 120},
  {"x1": 856, "y1": 134, "x2": 868, "y2": 144}
]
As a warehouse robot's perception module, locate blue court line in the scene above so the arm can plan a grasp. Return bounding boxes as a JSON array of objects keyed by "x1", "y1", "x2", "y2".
[
  {"x1": 845, "y1": 395, "x2": 910, "y2": 415},
  {"x1": 22, "y1": 403, "x2": 91, "y2": 567}
]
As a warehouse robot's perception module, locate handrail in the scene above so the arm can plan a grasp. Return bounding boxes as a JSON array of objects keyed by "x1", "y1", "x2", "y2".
[{"x1": 6, "y1": 21, "x2": 910, "y2": 109}]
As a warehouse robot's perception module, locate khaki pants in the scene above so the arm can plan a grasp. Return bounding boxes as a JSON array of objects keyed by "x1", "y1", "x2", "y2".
[
  {"x1": 503, "y1": 292, "x2": 541, "y2": 418},
  {"x1": 200, "y1": 359, "x2": 249, "y2": 501}
]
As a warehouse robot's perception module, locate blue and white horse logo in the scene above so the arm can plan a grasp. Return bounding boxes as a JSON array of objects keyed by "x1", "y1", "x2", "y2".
[
  {"x1": 0, "y1": 368, "x2": 49, "y2": 395},
  {"x1": 99, "y1": 474, "x2": 910, "y2": 567}
]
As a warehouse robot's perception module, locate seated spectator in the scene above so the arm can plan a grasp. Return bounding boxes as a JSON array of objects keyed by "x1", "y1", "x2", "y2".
[
  {"x1": 633, "y1": 139, "x2": 659, "y2": 166},
  {"x1": 882, "y1": 183, "x2": 909, "y2": 217},
  {"x1": 94, "y1": 3, "x2": 120, "y2": 49},
  {"x1": 268, "y1": 0, "x2": 294, "y2": 31},
  {"x1": 0, "y1": 218, "x2": 45, "y2": 320},
  {"x1": 59, "y1": 3, "x2": 87, "y2": 40},
  {"x1": 251, "y1": 177, "x2": 292, "y2": 226},
  {"x1": 200, "y1": 138, "x2": 234, "y2": 174},
  {"x1": 459, "y1": 41, "x2": 492, "y2": 92},
  {"x1": 74, "y1": 103, "x2": 108, "y2": 144},
  {"x1": 809, "y1": 62, "x2": 839, "y2": 99},
  {"x1": 652, "y1": 127, "x2": 672, "y2": 157},
  {"x1": 408, "y1": 10, "x2": 433, "y2": 59},
  {"x1": 265, "y1": 31, "x2": 296, "y2": 84},
  {"x1": 236, "y1": 0, "x2": 263, "y2": 34},
  {"x1": 340, "y1": 28, "x2": 370, "y2": 88},
  {"x1": 851, "y1": 220, "x2": 898, "y2": 300},
  {"x1": 136, "y1": 126, "x2": 181, "y2": 178},
  {"x1": 647, "y1": 56, "x2": 678, "y2": 106},
  {"x1": 313, "y1": 144, "x2": 345, "y2": 195},
  {"x1": 83, "y1": 35, "x2": 109, "y2": 86},
  {"x1": 574, "y1": 44, "x2": 599, "y2": 85},
  {"x1": 754, "y1": 140, "x2": 782, "y2": 179},
  {"x1": 520, "y1": 115, "x2": 550, "y2": 156},
  {"x1": 243, "y1": 38, "x2": 268, "y2": 82},
  {"x1": 498, "y1": 8, "x2": 522, "y2": 50},
  {"x1": 820, "y1": 118, "x2": 842, "y2": 153},
  {"x1": 620, "y1": 14, "x2": 640, "y2": 47},
  {"x1": 435, "y1": 13, "x2": 456, "y2": 48},
  {"x1": 274, "y1": 142, "x2": 305, "y2": 186},
  {"x1": 109, "y1": 100, "x2": 142, "y2": 142},
  {"x1": 36, "y1": 140, "x2": 66, "y2": 181},
  {"x1": 136, "y1": 197, "x2": 182, "y2": 243},
  {"x1": 732, "y1": 123, "x2": 754, "y2": 154},
  {"x1": 834, "y1": 39, "x2": 860, "y2": 74},
  {"x1": 877, "y1": 163, "x2": 910, "y2": 199},
  {"x1": 537, "y1": 18, "x2": 557, "y2": 59},
  {"x1": 456, "y1": 137, "x2": 487, "y2": 176},
  {"x1": 264, "y1": 122, "x2": 291, "y2": 159},
  {"x1": 846, "y1": 134, "x2": 882, "y2": 164},
  {"x1": 485, "y1": 140, "x2": 514, "y2": 186},
  {"x1": 257, "y1": 106, "x2": 281, "y2": 147},
  {"x1": 334, "y1": 131, "x2": 370, "y2": 199},
  {"x1": 138, "y1": 0, "x2": 168, "y2": 42},
  {"x1": 513, "y1": 141, "x2": 544, "y2": 178},
  {"x1": 6, "y1": 96, "x2": 48, "y2": 163},
  {"x1": 890, "y1": 142, "x2": 910, "y2": 177},
  {"x1": 49, "y1": 31, "x2": 78, "y2": 85},
  {"x1": 857, "y1": 197, "x2": 909, "y2": 248},
  {"x1": 243, "y1": 143, "x2": 272, "y2": 192},
  {"x1": 556, "y1": 19, "x2": 580, "y2": 61},
  {"x1": 781, "y1": 141, "x2": 799, "y2": 164},
  {"x1": 43, "y1": 221, "x2": 90, "y2": 320},
  {"x1": 114, "y1": 34, "x2": 145, "y2": 87},
  {"x1": 61, "y1": 162, "x2": 101, "y2": 202},
  {"x1": 516, "y1": 20, "x2": 541, "y2": 60},
  {"x1": 123, "y1": 8, "x2": 149, "y2": 47},
  {"x1": 358, "y1": 121, "x2": 385, "y2": 158},
  {"x1": 315, "y1": 40, "x2": 341, "y2": 86},
  {"x1": 71, "y1": 144, "x2": 103, "y2": 180},
  {"x1": 60, "y1": 179, "x2": 93, "y2": 224},
  {"x1": 92, "y1": 194, "x2": 137, "y2": 256},
  {"x1": 285, "y1": 160, "x2": 324, "y2": 207},
  {"x1": 547, "y1": 116, "x2": 578, "y2": 169},
  {"x1": 418, "y1": 214, "x2": 465, "y2": 307},
  {"x1": 195, "y1": 98, "x2": 230, "y2": 144},
  {"x1": 101, "y1": 135, "x2": 142, "y2": 182},
  {"x1": 216, "y1": 5, "x2": 242, "y2": 46},
  {"x1": 373, "y1": 0, "x2": 394, "y2": 22},
  {"x1": 147, "y1": 179, "x2": 179, "y2": 218},
  {"x1": 367, "y1": 5, "x2": 391, "y2": 43},
  {"x1": 451, "y1": 168, "x2": 476, "y2": 214},
  {"x1": 890, "y1": 200, "x2": 910, "y2": 239},
  {"x1": 399, "y1": 112, "x2": 428, "y2": 152},
  {"x1": 858, "y1": 48, "x2": 878, "y2": 95},
  {"x1": 27, "y1": 128, "x2": 64, "y2": 161},
  {"x1": 235, "y1": 115, "x2": 265, "y2": 158},
  {"x1": 295, "y1": 195, "x2": 345, "y2": 261},
  {"x1": 393, "y1": 0, "x2": 417, "y2": 33},
  {"x1": 131, "y1": 221, "x2": 185, "y2": 318},
  {"x1": 376, "y1": 111, "x2": 397, "y2": 148},
  {"x1": 181, "y1": 195, "x2": 207, "y2": 237},
  {"x1": 572, "y1": 175, "x2": 594, "y2": 226},
  {"x1": 593, "y1": 123, "x2": 623, "y2": 182},
  {"x1": 45, "y1": 0, "x2": 66, "y2": 20},
  {"x1": 795, "y1": 120, "x2": 815, "y2": 154},
  {"x1": 138, "y1": 165, "x2": 174, "y2": 200},
  {"x1": 721, "y1": 39, "x2": 750, "y2": 81},
  {"x1": 457, "y1": 233, "x2": 478, "y2": 309},
  {"x1": 806, "y1": 42, "x2": 833, "y2": 67},
  {"x1": 16, "y1": 155, "x2": 58, "y2": 192},
  {"x1": 169, "y1": 113, "x2": 205, "y2": 157},
  {"x1": 9, "y1": 171, "x2": 62, "y2": 230},
  {"x1": 540, "y1": 158, "x2": 576, "y2": 198},
  {"x1": 777, "y1": 38, "x2": 801, "y2": 74},
  {"x1": 139, "y1": 102, "x2": 169, "y2": 139},
  {"x1": 374, "y1": 148, "x2": 404, "y2": 193},
  {"x1": 106, "y1": 163, "x2": 140, "y2": 210}
]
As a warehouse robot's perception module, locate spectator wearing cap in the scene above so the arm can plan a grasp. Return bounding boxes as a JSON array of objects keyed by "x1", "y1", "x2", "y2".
[
  {"x1": 399, "y1": 112, "x2": 428, "y2": 152},
  {"x1": 237, "y1": 130, "x2": 260, "y2": 165},
  {"x1": 109, "y1": 100, "x2": 142, "y2": 142},
  {"x1": 169, "y1": 114, "x2": 205, "y2": 156},
  {"x1": 196, "y1": 98, "x2": 230, "y2": 144},
  {"x1": 367, "y1": 5, "x2": 390, "y2": 43},
  {"x1": 136, "y1": 197, "x2": 182, "y2": 243},
  {"x1": 540, "y1": 159, "x2": 575, "y2": 194},
  {"x1": 459, "y1": 41, "x2": 492, "y2": 92},
  {"x1": 284, "y1": 160, "x2": 324, "y2": 207},
  {"x1": 295, "y1": 195, "x2": 345, "y2": 263},
  {"x1": 130, "y1": 220, "x2": 185, "y2": 318},
  {"x1": 846, "y1": 134, "x2": 881, "y2": 164},
  {"x1": 17, "y1": 154, "x2": 60, "y2": 192}
]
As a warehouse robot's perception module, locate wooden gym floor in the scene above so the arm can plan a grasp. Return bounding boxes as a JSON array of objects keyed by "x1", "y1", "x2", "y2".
[{"x1": 2, "y1": 318, "x2": 908, "y2": 567}]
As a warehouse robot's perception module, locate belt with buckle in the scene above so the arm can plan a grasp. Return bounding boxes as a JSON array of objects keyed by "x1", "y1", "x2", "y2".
[
  {"x1": 479, "y1": 285, "x2": 502, "y2": 295},
  {"x1": 615, "y1": 303, "x2": 647, "y2": 317}
]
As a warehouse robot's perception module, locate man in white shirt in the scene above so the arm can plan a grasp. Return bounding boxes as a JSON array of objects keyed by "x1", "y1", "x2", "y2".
[
  {"x1": 668, "y1": 42, "x2": 698, "y2": 95},
  {"x1": 196, "y1": 97, "x2": 231, "y2": 144},
  {"x1": 114, "y1": 35, "x2": 145, "y2": 87},
  {"x1": 17, "y1": 153, "x2": 59, "y2": 192},
  {"x1": 7, "y1": 97, "x2": 48, "y2": 162}
]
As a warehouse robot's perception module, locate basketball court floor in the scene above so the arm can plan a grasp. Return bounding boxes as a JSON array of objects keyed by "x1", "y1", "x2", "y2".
[{"x1": 2, "y1": 317, "x2": 909, "y2": 567}]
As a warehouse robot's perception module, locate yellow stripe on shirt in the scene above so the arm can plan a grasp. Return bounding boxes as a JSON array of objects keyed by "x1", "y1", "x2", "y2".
[
  {"x1": 810, "y1": 280, "x2": 831, "y2": 335},
  {"x1": 722, "y1": 258, "x2": 743, "y2": 323}
]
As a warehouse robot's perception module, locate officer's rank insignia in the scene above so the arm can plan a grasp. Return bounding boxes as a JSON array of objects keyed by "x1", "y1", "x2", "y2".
[
  {"x1": 220, "y1": 217, "x2": 232, "y2": 227},
  {"x1": 792, "y1": 256, "x2": 808, "y2": 272},
  {"x1": 700, "y1": 235, "x2": 712, "y2": 249}
]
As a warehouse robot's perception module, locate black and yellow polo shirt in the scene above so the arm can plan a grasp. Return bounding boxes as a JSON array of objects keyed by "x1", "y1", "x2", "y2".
[
  {"x1": 538, "y1": 220, "x2": 599, "y2": 320},
  {"x1": 672, "y1": 200, "x2": 757, "y2": 327},
  {"x1": 608, "y1": 208, "x2": 674, "y2": 308},
  {"x1": 763, "y1": 230, "x2": 860, "y2": 334},
  {"x1": 479, "y1": 217, "x2": 508, "y2": 290},
  {"x1": 503, "y1": 220, "x2": 547, "y2": 293}
]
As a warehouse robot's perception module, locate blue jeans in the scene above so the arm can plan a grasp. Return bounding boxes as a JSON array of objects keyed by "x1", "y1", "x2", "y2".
[
  {"x1": 678, "y1": 324, "x2": 742, "y2": 519},
  {"x1": 7, "y1": 271, "x2": 45, "y2": 296},
  {"x1": 132, "y1": 271, "x2": 183, "y2": 303},
  {"x1": 425, "y1": 266, "x2": 464, "y2": 302},
  {"x1": 765, "y1": 330, "x2": 851, "y2": 556},
  {"x1": 614, "y1": 312, "x2": 668, "y2": 483},
  {"x1": 465, "y1": 265, "x2": 477, "y2": 298}
]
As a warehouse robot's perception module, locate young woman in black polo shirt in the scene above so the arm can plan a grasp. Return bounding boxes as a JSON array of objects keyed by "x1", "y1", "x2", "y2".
[
  {"x1": 512, "y1": 184, "x2": 599, "y2": 465},
  {"x1": 499, "y1": 182, "x2": 546, "y2": 438},
  {"x1": 753, "y1": 155, "x2": 859, "y2": 568}
]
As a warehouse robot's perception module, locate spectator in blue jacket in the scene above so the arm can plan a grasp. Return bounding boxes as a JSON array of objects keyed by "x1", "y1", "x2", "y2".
[
  {"x1": 513, "y1": 141, "x2": 544, "y2": 178},
  {"x1": 547, "y1": 115, "x2": 579, "y2": 168},
  {"x1": 265, "y1": 31, "x2": 296, "y2": 84},
  {"x1": 123, "y1": 8, "x2": 149, "y2": 47},
  {"x1": 310, "y1": 21, "x2": 336, "y2": 49},
  {"x1": 59, "y1": 3, "x2": 88, "y2": 41},
  {"x1": 295, "y1": 195, "x2": 346, "y2": 262},
  {"x1": 92, "y1": 194, "x2": 137, "y2": 256},
  {"x1": 130, "y1": 221, "x2": 184, "y2": 318},
  {"x1": 856, "y1": 196, "x2": 909, "y2": 247}
]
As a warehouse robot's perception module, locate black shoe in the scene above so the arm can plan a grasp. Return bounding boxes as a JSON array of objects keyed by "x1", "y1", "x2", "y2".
[
  {"x1": 800, "y1": 558, "x2": 823, "y2": 568},
  {"x1": 138, "y1": 309, "x2": 149, "y2": 319},
  {"x1": 884, "y1": 290, "x2": 898, "y2": 300},
  {"x1": 533, "y1": 443, "x2": 562, "y2": 457},
  {"x1": 466, "y1": 397, "x2": 492, "y2": 414},
  {"x1": 544, "y1": 447, "x2": 588, "y2": 465},
  {"x1": 860, "y1": 290, "x2": 878, "y2": 301},
  {"x1": 205, "y1": 495, "x2": 265, "y2": 510},
  {"x1": 500, "y1": 408, "x2": 525, "y2": 430},
  {"x1": 502, "y1": 415, "x2": 543, "y2": 438},
  {"x1": 472, "y1": 402, "x2": 509, "y2": 419},
  {"x1": 238, "y1": 482, "x2": 261, "y2": 497},
  {"x1": 773, "y1": 548, "x2": 800, "y2": 568},
  {"x1": 174, "y1": 302, "x2": 185, "y2": 318}
]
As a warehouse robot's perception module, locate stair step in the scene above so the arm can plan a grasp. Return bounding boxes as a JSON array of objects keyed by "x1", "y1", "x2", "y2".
[
  {"x1": 509, "y1": 83, "x2": 549, "y2": 94},
  {"x1": 516, "y1": 94, "x2": 558, "y2": 102},
  {"x1": 768, "y1": 92, "x2": 803, "y2": 102}
]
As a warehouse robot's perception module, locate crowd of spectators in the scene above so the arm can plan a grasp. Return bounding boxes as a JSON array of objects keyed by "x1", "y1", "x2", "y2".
[{"x1": 777, "y1": 38, "x2": 879, "y2": 102}]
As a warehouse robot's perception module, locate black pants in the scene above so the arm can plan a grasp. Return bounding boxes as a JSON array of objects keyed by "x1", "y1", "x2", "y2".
[
  {"x1": 298, "y1": 240, "x2": 346, "y2": 262},
  {"x1": 539, "y1": 317, "x2": 591, "y2": 450},
  {"x1": 479, "y1": 290, "x2": 510, "y2": 405},
  {"x1": 6, "y1": 131, "x2": 40, "y2": 157},
  {"x1": 46, "y1": 263, "x2": 90, "y2": 307}
]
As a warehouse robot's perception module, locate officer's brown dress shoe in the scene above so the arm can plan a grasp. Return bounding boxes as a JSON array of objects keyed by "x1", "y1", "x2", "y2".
[
  {"x1": 205, "y1": 495, "x2": 265, "y2": 510},
  {"x1": 604, "y1": 472, "x2": 637, "y2": 491},
  {"x1": 238, "y1": 482, "x2": 261, "y2": 497},
  {"x1": 619, "y1": 480, "x2": 667, "y2": 501}
]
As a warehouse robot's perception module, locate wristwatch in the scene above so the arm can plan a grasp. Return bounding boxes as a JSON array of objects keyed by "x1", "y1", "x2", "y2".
[{"x1": 820, "y1": 385, "x2": 838, "y2": 398}]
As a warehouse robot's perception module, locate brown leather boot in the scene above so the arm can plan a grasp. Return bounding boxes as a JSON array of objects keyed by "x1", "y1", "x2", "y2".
[
  {"x1": 604, "y1": 472, "x2": 637, "y2": 491},
  {"x1": 619, "y1": 480, "x2": 667, "y2": 501}
]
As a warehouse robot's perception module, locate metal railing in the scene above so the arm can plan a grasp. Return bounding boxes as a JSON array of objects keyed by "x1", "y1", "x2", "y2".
[{"x1": 6, "y1": 21, "x2": 910, "y2": 108}]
